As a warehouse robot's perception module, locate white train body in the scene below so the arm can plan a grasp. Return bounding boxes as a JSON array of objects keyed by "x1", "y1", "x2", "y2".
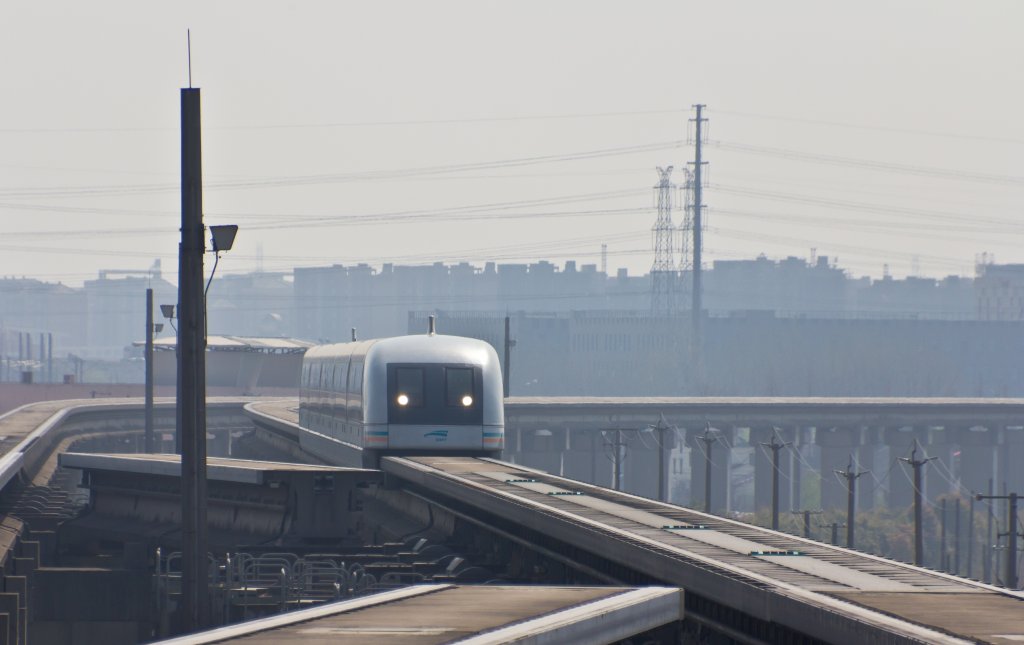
[{"x1": 299, "y1": 334, "x2": 504, "y2": 467}]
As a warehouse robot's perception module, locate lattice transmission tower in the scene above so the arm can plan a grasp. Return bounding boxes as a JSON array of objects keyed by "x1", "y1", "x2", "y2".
[
  {"x1": 651, "y1": 166, "x2": 677, "y2": 313},
  {"x1": 677, "y1": 168, "x2": 694, "y2": 304}
]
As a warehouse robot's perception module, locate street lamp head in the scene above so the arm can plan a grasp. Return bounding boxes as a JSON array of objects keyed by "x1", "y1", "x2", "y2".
[
  {"x1": 160, "y1": 304, "x2": 175, "y2": 320},
  {"x1": 154, "y1": 323, "x2": 164, "y2": 334},
  {"x1": 210, "y1": 225, "x2": 238, "y2": 253}
]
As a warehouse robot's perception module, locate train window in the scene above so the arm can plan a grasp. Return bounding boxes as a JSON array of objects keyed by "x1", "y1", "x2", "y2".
[
  {"x1": 395, "y1": 367, "x2": 424, "y2": 407},
  {"x1": 351, "y1": 361, "x2": 364, "y2": 395},
  {"x1": 445, "y1": 367, "x2": 474, "y2": 407},
  {"x1": 337, "y1": 360, "x2": 348, "y2": 392}
]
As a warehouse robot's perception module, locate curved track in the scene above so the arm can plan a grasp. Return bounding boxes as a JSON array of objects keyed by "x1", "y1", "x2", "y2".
[{"x1": 246, "y1": 401, "x2": 1024, "y2": 645}]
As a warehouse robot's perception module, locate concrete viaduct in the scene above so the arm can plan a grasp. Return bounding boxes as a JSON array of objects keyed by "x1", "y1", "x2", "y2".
[{"x1": 503, "y1": 397, "x2": 1024, "y2": 513}]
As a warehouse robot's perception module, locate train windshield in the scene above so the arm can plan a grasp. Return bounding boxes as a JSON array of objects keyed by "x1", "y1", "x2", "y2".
[
  {"x1": 388, "y1": 363, "x2": 483, "y2": 425},
  {"x1": 395, "y1": 367, "x2": 425, "y2": 407},
  {"x1": 445, "y1": 367, "x2": 474, "y2": 407}
]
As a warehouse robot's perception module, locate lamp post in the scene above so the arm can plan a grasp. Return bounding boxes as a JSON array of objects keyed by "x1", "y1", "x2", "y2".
[
  {"x1": 145, "y1": 289, "x2": 157, "y2": 453},
  {"x1": 177, "y1": 83, "x2": 238, "y2": 632}
]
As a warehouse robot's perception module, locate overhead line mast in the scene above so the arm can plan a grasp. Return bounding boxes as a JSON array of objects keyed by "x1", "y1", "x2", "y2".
[
  {"x1": 689, "y1": 104, "x2": 707, "y2": 386},
  {"x1": 651, "y1": 166, "x2": 676, "y2": 313}
]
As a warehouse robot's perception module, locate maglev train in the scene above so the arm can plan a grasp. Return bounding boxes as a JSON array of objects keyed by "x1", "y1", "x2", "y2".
[{"x1": 298, "y1": 330, "x2": 504, "y2": 468}]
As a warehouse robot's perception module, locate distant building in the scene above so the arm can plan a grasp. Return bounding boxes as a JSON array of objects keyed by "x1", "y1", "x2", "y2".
[
  {"x1": 83, "y1": 267, "x2": 175, "y2": 360},
  {"x1": 705, "y1": 255, "x2": 849, "y2": 315},
  {"x1": 0, "y1": 256, "x2": 1010, "y2": 387},
  {"x1": 975, "y1": 263, "x2": 1024, "y2": 320},
  {"x1": 293, "y1": 261, "x2": 646, "y2": 342},
  {"x1": 414, "y1": 309, "x2": 1024, "y2": 398},
  {"x1": 0, "y1": 277, "x2": 84, "y2": 354}
]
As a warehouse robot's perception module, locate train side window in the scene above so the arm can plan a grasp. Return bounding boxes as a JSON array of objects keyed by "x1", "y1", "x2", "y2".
[
  {"x1": 337, "y1": 360, "x2": 348, "y2": 393},
  {"x1": 445, "y1": 367, "x2": 474, "y2": 407},
  {"x1": 395, "y1": 367, "x2": 424, "y2": 407},
  {"x1": 351, "y1": 361, "x2": 364, "y2": 395}
]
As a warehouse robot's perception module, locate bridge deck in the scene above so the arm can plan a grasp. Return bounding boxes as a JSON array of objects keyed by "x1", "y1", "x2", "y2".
[
  {"x1": 155, "y1": 584, "x2": 683, "y2": 644},
  {"x1": 382, "y1": 454, "x2": 1024, "y2": 645}
]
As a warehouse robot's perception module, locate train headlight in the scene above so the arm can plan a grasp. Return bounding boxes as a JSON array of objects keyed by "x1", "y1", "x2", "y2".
[
  {"x1": 461, "y1": 395, "x2": 473, "y2": 407},
  {"x1": 397, "y1": 394, "x2": 409, "y2": 406}
]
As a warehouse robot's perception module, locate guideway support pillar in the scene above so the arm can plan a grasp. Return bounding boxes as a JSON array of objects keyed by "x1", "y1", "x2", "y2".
[
  {"x1": 1000, "y1": 426, "x2": 1024, "y2": 495},
  {"x1": 956, "y1": 426, "x2": 998, "y2": 497}
]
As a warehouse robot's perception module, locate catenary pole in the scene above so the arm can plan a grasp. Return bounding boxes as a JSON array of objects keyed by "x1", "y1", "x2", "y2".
[
  {"x1": 698, "y1": 423, "x2": 716, "y2": 513},
  {"x1": 899, "y1": 439, "x2": 935, "y2": 567},
  {"x1": 145, "y1": 288, "x2": 154, "y2": 453},
  {"x1": 976, "y1": 491, "x2": 1021, "y2": 589},
  {"x1": 834, "y1": 456, "x2": 868, "y2": 549},
  {"x1": 761, "y1": 429, "x2": 792, "y2": 531},
  {"x1": 179, "y1": 86, "x2": 209, "y2": 632}
]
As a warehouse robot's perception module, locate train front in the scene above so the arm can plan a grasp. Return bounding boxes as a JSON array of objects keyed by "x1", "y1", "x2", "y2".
[{"x1": 364, "y1": 334, "x2": 505, "y2": 458}]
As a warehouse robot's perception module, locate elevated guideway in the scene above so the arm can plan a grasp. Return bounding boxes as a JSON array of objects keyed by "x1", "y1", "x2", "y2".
[
  {"x1": 382, "y1": 455, "x2": 1024, "y2": 645},
  {"x1": 245, "y1": 400, "x2": 1024, "y2": 645},
  {"x1": 154, "y1": 585, "x2": 684, "y2": 645}
]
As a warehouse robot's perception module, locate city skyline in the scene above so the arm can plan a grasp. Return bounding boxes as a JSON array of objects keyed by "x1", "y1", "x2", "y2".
[{"x1": 2, "y1": 2, "x2": 1022, "y2": 286}]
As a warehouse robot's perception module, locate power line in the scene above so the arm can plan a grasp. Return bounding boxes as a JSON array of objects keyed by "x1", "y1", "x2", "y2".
[
  {"x1": 0, "y1": 140, "x2": 686, "y2": 199},
  {"x1": 710, "y1": 108, "x2": 1024, "y2": 147},
  {"x1": 711, "y1": 140, "x2": 1024, "y2": 186},
  {"x1": 0, "y1": 107, "x2": 687, "y2": 135}
]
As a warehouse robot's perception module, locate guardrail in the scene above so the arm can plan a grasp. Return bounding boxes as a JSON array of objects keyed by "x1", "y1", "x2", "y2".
[{"x1": 0, "y1": 398, "x2": 253, "y2": 494}]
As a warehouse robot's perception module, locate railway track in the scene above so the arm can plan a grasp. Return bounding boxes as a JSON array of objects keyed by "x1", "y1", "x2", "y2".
[{"x1": 378, "y1": 455, "x2": 1024, "y2": 645}]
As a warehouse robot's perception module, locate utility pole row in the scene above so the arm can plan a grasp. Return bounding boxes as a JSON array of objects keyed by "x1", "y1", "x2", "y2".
[
  {"x1": 899, "y1": 439, "x2": 935, "y2": 567},
  {"x1": 976, "y1": 491, "x2": 1021, "y2": 589},
  {"x1": 834, "y1": 456, "x2": 868, "y2": 549},
  {"x1": 760, "y1": 429, "x2": 791, "y2": 531}
]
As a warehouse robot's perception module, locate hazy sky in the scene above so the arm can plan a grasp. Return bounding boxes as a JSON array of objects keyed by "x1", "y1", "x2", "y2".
[{"x1": 2, "y1": 1, "x2": 1022, "y2": 286}]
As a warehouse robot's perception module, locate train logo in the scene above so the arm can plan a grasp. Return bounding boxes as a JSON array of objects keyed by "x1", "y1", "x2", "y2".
[{"x1": 424, "y1": 430, "x2": 449, "y2": 442}]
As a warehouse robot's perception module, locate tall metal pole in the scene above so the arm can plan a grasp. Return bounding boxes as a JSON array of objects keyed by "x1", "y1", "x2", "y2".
[
  {"x1": 689, "y1": 105, "x2": 706, "y2": 381},
  {"x1": 967, "y1": 494, "x2": 976, "y2": 579},
  {"x1": 614, "y1": 429, "x2": 624, "y2": 491},
  {"x1": 761, "y1": 430, "x2": 791, "y2": 531},
  {"x1": 503, "y1": 315, "x2": 512, "y2": 398},
  {"x1": 940, "y1": 498, "x2": 948, "y2": 571},
  {"x1": 954, "y1": 498, "x2": 962, "y2": 575},
  {"x1": 986, "y1": 478, "x2": 994, "y2": 583},
  {"x1": 1010, "y1": 492, "x2": 1019, "y2": 589},
  {"x1": 899, "y1": 439, "x2": 935, "y2": 567},
  {"x1": 834, "y1": 456, "x2": 867, "y2": 549},
  {"x1": 655, "y1": 415, "x2": 670, "y2": 502},
  {"x1": 699, "y1": 424, "x2": 716, "y2": 513},
  {"x1": 818, "y1": 521, "x2": 845, "y2": 546},
  {"x1": 977, "y1": 491, "x2": 1020, "y2": 589},
  {"x1": 145, "y1": 288, "x2": 155, "y2": 453},
  {"x1": 179, "y1": 86, "x2": 209, "y2": 632},
  {"x1": 792, "y1": 510, "x2": 821, "y2": 538}
]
